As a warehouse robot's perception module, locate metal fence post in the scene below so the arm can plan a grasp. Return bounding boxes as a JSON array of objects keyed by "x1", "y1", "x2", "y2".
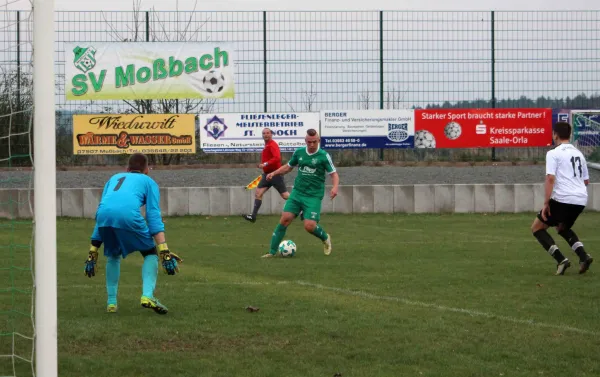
[
  {"x1": 145, "y1": 11, "x2": 150, "y2": 41},
  {"x1": 263, "y1": 11, "x2": 268, "y2": 113},
  {"x1": 16, "y1": 11, "x2": 21, "y2": 111},
  {"x1": 379, "y1": 10, "x2": 384, "y2": 161},
  {"x1": 491, "y1": 10, "x2": 497, "y2": 161}
]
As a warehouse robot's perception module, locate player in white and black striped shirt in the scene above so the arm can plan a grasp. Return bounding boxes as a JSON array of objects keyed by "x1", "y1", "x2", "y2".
[{"x1": 531, "y1": 121, "x2": 593, "y2": 275}]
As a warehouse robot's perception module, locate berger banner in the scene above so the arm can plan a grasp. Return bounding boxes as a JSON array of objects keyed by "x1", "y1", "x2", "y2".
[
  {"x1": 414, "y1": 108, "x2": 552, "y2": 148},
  {"x1": 199, "y1": 112, "x2": 319, "y2": 153},
  {"x1": 320, "y1": 110, "x2": 415, "y2": 149},
  {"x1": 73, "y1": 114, "x2": 196, "y2": 155},
  {"x1": 65, "y1": 42, "x2": 235, "y2": 100}
]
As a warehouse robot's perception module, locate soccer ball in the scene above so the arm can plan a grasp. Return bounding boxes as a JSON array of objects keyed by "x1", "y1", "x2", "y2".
[
  {"x1": 278, "y1": 240, "x2": 297, "y2": 257},
  {"x1": 202, "y1": 70, "x2": 226, "y2": 94},
  {"x1": 414, "y1": 130, "x2": 436, "y2": 148},
  {"x1": 444, "y1": 121, "x2": 462, "y2": 140}
]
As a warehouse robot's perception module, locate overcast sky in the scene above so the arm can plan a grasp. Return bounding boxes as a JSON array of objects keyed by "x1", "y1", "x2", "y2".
[
  {"x1": 2, "y1": 0, "x2": 599, "y2": 115},
  {"x1": 3, "y1": 0, "x2": 600, "y2": 11}
]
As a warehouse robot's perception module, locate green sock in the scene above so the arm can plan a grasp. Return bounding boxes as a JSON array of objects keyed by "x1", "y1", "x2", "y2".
[
  {"x1": 311, "y1": 225, "x2": 328, "y2": 242},
  {"x1": 269, "y1": 223, "x2": 288, "y2": 254}
]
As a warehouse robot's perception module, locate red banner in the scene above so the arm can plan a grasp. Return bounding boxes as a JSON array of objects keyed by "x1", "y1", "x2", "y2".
[{"x1": 414, "y1": 108, "x2": 552, "y2": 148}]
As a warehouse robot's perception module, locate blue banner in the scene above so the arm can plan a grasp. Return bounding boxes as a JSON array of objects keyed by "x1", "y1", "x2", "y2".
[{"x1": 320, "y1": 110, "x2": 415, "y2": 149}]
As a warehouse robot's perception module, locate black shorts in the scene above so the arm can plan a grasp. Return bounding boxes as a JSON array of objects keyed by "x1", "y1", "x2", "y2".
[
  {"x1": 537, "y1": 199, "x2": 585, "y2": 230},
  {"x1": 257, "y1": 173, "x2": 288, "y2": 194}
]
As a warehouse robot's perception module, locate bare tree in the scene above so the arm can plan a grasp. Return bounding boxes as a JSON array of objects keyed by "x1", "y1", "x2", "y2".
[
  {"x1": 359, "y1": 91, "x2": 371, "y2": 110},
  {"x1": 101, "y1": 0, "x2": 215, "y2": 165},
  {"x1": 282, "y1": 83, "x2": 318, "y2": 113},
  {"x1": 301, "y1": 84, "x2": 318, "y2": 112}
]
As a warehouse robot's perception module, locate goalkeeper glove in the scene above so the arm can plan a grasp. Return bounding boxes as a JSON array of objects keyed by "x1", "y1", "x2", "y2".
[
  {"x1": 84, "y1": 245, "x2": 99, "y2": 278},
  {"x1": 157, "y1": 243, "x2": 183, "y2": 275}
]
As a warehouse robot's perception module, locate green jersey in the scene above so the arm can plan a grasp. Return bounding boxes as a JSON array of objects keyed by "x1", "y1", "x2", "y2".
[{"x1": 287, "y1": 147, "x2": 336, "y2": 199}]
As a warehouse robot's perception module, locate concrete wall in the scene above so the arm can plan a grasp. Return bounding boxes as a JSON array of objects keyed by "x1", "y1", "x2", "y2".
[{"x1": 1, "y1": 183, "x2": 599, "y2": 219}]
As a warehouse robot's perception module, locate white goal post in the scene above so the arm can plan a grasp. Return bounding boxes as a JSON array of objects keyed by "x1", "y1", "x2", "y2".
[{"x1": 33, "y1": 0, "x2": 57, "y2": 377}]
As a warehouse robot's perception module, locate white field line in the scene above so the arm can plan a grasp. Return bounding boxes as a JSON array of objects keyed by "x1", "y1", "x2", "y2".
[
  {"x1": 65, "y1": 279, "x2": 596, "y2": 337},
  {"x1": 294, "y1": 281, "x2": 598, "y2": 337}
]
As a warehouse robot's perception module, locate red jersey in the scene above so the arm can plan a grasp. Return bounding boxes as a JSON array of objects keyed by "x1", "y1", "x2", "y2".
[{"x1": 261, "y1": 139, "x2": 282, "y2": 173}]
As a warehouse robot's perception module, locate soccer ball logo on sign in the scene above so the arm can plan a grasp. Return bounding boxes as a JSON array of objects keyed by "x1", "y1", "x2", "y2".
[
  {"x1": 444, "y1": 121, "x2": 462, "y2": 140},
  {"x1": 414, "y1": 130, "x2": 436, "y2": 148},
  {"x1": 201, "y1": 70, "x2": 226, "y2": 94}
]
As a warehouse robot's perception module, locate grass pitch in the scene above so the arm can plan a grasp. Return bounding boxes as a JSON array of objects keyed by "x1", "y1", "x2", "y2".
[{"x1": 2, "y1": 213, "x2": 600, "y2": 377}]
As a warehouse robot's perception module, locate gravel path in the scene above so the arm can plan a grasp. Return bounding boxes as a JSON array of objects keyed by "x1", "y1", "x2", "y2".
[{"x1": 4, "y1": 165, "x2": 600, "y2": 189}]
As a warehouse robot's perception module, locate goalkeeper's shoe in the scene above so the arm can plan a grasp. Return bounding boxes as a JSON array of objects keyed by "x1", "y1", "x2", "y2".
[
  {"x1": 84, "y1": 246, "x2": 99, "y2": 278},
  {"x1": 106, "y1": 304, "x2": 118, "y2": 313},
  {"x1": 261, "y1": 252, "x2": 277, "y2": 258},
  {"x1": 141, "y1": 296, "x2": 168, "y2": 315},
  {"x1": 555, "y1": 258, "x2": 571, "y2": 275},
  {"x1": 157, "y1": 243, "x2": 183, "y2": 275},
  {"x1": 323, "y1": 235, "x2": 332, "y2": 256}
]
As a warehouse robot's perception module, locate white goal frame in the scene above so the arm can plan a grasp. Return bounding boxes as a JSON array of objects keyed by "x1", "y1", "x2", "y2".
[{"x1": 33, "y1": 1, "x2": 57, "y2": 377}]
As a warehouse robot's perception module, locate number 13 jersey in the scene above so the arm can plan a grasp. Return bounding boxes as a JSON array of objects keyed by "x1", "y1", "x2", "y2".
[{"x1": 546, "y1": 143, "x2": 589, "y2": 206}]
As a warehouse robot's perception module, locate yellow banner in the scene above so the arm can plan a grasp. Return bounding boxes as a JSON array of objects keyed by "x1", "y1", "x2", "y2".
[{"x1": 72, "y1": 114, "x2": 196, "y2": 155}]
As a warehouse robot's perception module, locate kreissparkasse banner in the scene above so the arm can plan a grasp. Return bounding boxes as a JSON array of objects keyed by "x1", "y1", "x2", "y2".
[{"x1": 72, "y1": 113, "x2": 196, "y2": 155}]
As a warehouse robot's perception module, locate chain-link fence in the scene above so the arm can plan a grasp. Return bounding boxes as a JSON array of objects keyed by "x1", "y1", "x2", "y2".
[{"x1": 2, "y1": 10, "x2": 599, "y2": 166}]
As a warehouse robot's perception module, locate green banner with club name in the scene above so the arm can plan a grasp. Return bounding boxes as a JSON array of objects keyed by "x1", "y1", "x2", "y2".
[{"x1": 65, "y1": 42, "x2": 235, "y2": 100}]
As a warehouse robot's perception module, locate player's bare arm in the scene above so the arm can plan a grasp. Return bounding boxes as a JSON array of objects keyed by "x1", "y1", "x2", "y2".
[
  {"x1": 542, "y1": 174, "x2": 555, "y2": 220},
  {"x1": 330, "y1": 172, "x2": 339, "y2": 199},
  {"x1": 266, "y1": 164, "x2": 293, "y2": 180},
  {"x1": 153, "y1": 231, "x2": 166, "y2": 244}
]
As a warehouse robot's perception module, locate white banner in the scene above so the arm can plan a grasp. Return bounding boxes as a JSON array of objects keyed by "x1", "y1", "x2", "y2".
[
  {"x1": 199, "y1": 112, "x2": 319, "y2": 153},
  {"x1": 320, "y1": 110, "x2": 415, "y2": 149},
  {"x1": 65, "y1": 42, "x2": 235, "y2": 101}
]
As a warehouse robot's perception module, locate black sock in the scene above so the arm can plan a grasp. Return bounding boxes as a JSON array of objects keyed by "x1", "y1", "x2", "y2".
[
  {"x1": 558, "y1": 229, "x2": 588, "y2": 261},
  {"x1": 533, "y1": 229, "x2": 567, "y2": 263},
  {"x1": 251, "y1": 199, "x2": 262, "y2": 218}
]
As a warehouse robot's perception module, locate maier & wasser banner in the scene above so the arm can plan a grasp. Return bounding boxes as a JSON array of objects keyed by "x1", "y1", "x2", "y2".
[
  {"x1": 72, "y1": 114, "x2": 196, "y2": 155},
  {"x1": 65, "y1": 42, "x2": 235, "y2": 100}
]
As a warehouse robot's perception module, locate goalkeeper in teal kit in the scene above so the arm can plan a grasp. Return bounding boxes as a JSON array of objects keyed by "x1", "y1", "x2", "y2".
[{"x1": 84, "y1": 153, "x2": 182, "y2": 314}]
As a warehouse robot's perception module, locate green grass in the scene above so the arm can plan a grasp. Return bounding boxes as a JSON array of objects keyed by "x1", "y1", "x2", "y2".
[{"x1": 2, "y1": 213, "x2": 600, "y2": 377}]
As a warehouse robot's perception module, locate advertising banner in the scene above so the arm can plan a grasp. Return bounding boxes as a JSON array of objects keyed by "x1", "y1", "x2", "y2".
[
  {"x1": 570, "y1": 110, "x2": 600, "y2": 147},
  {"x1": 414, "y1": 108, "x2": 552, "y2": 148},
  {"x1": 65, "y1": 42, "x2": 235, "y2": 100},
  {"x1": 199, "y1": 112, "x2": 319, "y2": 153},
  {"x1": 320, "y1": 110, "x2": 415, "y2": 149},
  {"x1": 73, "y1": 114, "x2": 196, "y2": 155}
]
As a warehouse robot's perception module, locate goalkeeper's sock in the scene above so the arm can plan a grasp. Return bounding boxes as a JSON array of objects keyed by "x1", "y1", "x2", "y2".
[
  {"x1": 251, "y1": 199, "x2": 262, "y2": 218},
  {"x1": 105, "y1": 256, "x2": 121, "y2": 306},
  {"x1": 269, "y1": 223, "x2": 288, "y2": 255},
  {"x1": 142, "y1": 254, "x2": 159, "y2": 299},
  {"x1": 533, "y1": 229, "x2": 567, "y2": 263},
  {"x1": 558, "y1": 229, "x2": 588, "y2": 261},
  {"x1": 311, "y1": 225, "x2": 328, "y2": 242}
]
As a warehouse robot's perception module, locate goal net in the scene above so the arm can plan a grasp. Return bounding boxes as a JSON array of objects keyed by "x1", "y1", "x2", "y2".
[
  {"x1": 570, "y1": 110, "x2": 600, "y2": 162},
  {"x1": 1, "y1": 1, "x2": 57, "y2": 377},
  {"x1": 0, "y1": 5, "x2": 35, "y2": 377}
]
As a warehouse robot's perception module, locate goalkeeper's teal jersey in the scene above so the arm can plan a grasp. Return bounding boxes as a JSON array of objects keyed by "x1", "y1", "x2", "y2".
[
  {"x1": 92, "y1": 172, "x2": 164, "y2": 237},
  {"x1": 287, "y1": 147, "x2": 336, "y2": 199}
]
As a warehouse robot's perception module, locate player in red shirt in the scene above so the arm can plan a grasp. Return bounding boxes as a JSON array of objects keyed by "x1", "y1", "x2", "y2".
[{"x1": 243, "y1": 128, "x2": 291, "y2": 223}]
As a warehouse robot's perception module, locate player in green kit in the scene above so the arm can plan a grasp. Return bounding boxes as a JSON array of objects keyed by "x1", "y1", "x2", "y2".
[{"x1": 262, "y1": 128, "x2": 339, "y2": 257}]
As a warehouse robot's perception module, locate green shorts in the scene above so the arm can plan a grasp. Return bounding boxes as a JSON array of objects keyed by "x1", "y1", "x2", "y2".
[{"x1": 283, "y1": 191, "x2": 322, "y2": 222}]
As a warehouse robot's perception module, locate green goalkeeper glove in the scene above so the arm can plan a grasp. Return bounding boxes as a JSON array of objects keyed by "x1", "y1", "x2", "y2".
[
  {"x1": 157, "y1": 243, "x2": 183, "y2": 275},
  {"x1": 84, "y1": 245, "x2": 99, "y2": 278}
]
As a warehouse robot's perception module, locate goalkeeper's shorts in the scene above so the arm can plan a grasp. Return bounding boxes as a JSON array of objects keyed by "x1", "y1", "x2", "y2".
[{"x1": 97, "y1": 226, "x2": 156, "y2": 258}]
